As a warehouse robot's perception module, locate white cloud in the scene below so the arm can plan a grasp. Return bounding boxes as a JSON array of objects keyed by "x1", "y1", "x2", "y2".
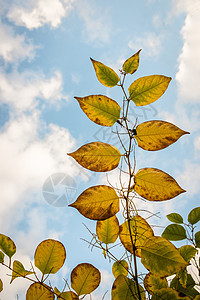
[
  {"x1": 0, "y1": 20, "x2": 36, "y2": 63},
  {"x1": 7, "y1": 0, "x2": 75, "y2": 29},
  {"x1": 0, "y1": 69, "x2": 66, "y2": 113},
  {"x1": 128, "y1": 32, "x2": 162, "y2": 57}
]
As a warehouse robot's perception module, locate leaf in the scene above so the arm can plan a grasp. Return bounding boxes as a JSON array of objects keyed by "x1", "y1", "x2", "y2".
[
  {"x1": 133, "y1": 168, "x2": 186, "y2": 201},
  {"x1": 177, "y1": 269, "x2": 187, "y2": 288},
  {"x1": 128, "y1": 75, "x2": 171, "y2": 106},
  {"x1": 68, "y1": 142, "x2": 121, "y2": 172},
  {"x1": 141, "y1": 236, "x2": 188, "y2": 277},
  {"x1": 162, "y1": 224, "x2": 187, "y2": 241},
  {"x1": 194, "y1": 296, "x2": 200, "y2": 300},
  {"x1": 0, "y1": 234, "x2": 16, "y2": 258},
  {"x1": 34, "y1": 239, "x2": 66, "y2": 275},
  {"x1": 179, "y1": 245, "x2": 197, "y2": 263},
  {"x1": 151, "y1": 288, "x2": 183, "y2": 300},
  {"x1": 0, "y1": 279, "x2": 3, "y2": 293},
  {"x1": 119, "y1": 215, "x2": 154, "y2": 257},
  {"x1": 96, "y1": 215, "x2": 119, "y2": 244},
  {"x1": 112, "y1": 260, "x2": 129, "y2": 279},
  {"x1": 170, "y1": 274, "x2": 198, "y2": 298},
  {"x1": 188, "y1": 207, "x2": 200, "y2": 225},
  {"x1": 10, "y1": 260, "x2": 33, "y2": 283},
  {"x1": 0, "y1": 251, "x2": 4, "y2": 263},
  {"x1": 69, "y1": 185, "x2": 119, "y2": 220},
  {"x1": 75, "y1": 95, "x2": 121, "y2": 127},
  {"x1": 71, "y1": 263, "x2": 101, "y2": 296},
  {"x1": 54, "y1": 287, "x2": 78, "y2": 300},
  {"x1": 167, "y1": 213, "x2": 183, "y2": 224},
  {"x1": 122, "y1": 49, "x2": 141, "y2": 74},
  {"x1": 195, "y1": 231, "x2": 200, "y2": 248},
  {"x1": 144, "y1": 273, "x2": 168, "y2": 295},
  {"x1": 134, "y1": 120, "x2": 189, "y2": 151},
  {"x1": 90, "y1": 58, "x2": 120, "y2": 87},
  {"x1": 111, "y1": 274, "x2": 145, "y2": 300},
  {"x1": 26, "y1": 282, "x2": 54, "y2": 299}
]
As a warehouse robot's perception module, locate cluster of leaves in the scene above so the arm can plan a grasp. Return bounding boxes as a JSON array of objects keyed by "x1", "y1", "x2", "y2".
[{"x1": 0, "y1": 51, "x2": 199, "y2": 299}]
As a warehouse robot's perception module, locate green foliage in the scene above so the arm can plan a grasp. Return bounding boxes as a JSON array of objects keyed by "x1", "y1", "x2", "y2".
[
  {"x1": 188, "y1": 207, "x2": 200, "y2": 225},
  {"x1": 162, "y1": 224, "x2": 187, "y2": 241}
]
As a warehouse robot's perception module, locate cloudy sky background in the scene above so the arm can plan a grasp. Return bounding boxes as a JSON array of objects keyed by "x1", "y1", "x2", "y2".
[{"x1": 0, "y1": 0, "x2": 200, "y2": 298}]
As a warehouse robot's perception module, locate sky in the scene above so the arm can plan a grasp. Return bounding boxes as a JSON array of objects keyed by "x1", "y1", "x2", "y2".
[{"x1": 0, "y1": 0, "x2": 200, "y2": 298}]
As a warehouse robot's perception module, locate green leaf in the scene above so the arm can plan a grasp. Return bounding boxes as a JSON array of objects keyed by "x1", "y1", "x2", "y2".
[
  {"x1": 167, "y1": 213, "x2": 183, "y2": 224},
  {"x1": 26, "y1": 283, "x2": 54, "y2": 299},
  {"x1": 122, "y1": 49, "x2": 141, "y2": 74},
  {"x1": 134, "y1": 120, "x2": 189, "y2": 151},
  {"x1": 10, "y1": 260, "x2": 33, "y2": 283},
  {"x1": 144, "y1": 273, "x2": 168, "y2": 295},
  {"x1": 69, "y1": 185, "x2": 119, "y2": 220},
  {"x1": 0, "y1": 234, "x2": 16, "y2": 258},
  {"x1": 141, "y1": 236, "x2": 188, "y2": 277},
  {"x1": 111, "y1": 274, "x2": 145, "y2": 300},
  {"x1": 54, "y1": 287, "x2": 78, "y2": 300},
  {"x1": 71, "y1": 263, "x2": 101, "y2": 296},
  {"x1": 195, "y1": 231, "x2": 200, "y2": 248},
  {"x1": 112, "y1": 260, "x2": 129, "y2": 279},
  {"x1": 119, "y1": 215, "x2": 154, "y2": 257},
  {"x1": 75, "y1": 95, "x2": 121, "y2": 127},
  {"x1": 170, "y1": 274, "x2": 198, "y2": 298},
  {"x1": 34, "y1": 239, "x2": 66, "y2": 275},
  {"x1": 177, "y1": 268, "x2": 187, "y2": 288},
  {"x1": 188, "y1": 207, "x2": 200, "y2": 225},
  {"x1": 0, "y1": 279, "x2": 3, "y2": 293},
  {"x1": 0, "y1": 251, "x2": 4, "y2": 263},
  {"x1": 179, "y1": 245, "x2": 197, "y2": 263},
  {"x1": 151, "y1": 288, "x2": 184, "y2": 299},
  {"x1": 90, "y1": 58, "x2": 120, "y2": 87},
  {"x1": 133, "y1": 168, "x2": 186, "y2": 201},
  {"x1": 128, "y1": 75, "x2": 171, "y2": 106},
  {"x1": 68, "y1": 142, "x2": 121, "y2": 172},
  {"x1": 162, "y1": 224, "x2": 187, "y2": 241},
  {"x1": 96, "y1": 215, "x2": 119, "y2": 244}
]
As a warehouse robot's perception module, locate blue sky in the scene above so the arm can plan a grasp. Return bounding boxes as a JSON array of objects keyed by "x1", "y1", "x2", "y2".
[{"x1": 0, "y1": 0, "x2": 200, "y2": 298}]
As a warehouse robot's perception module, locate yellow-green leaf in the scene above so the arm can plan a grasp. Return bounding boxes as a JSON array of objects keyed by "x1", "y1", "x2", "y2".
[
  {"x1": 188, "y1": 207, "x2": 200, "y2": 225},
  {"x1": 68, "y1": 142, "x2": 121, "y2": 172},
  {"x1": 96, "y1": 215, "x2": 119, "y2": 244},
  {"x1": 0, "y1": 251, "x2": 4, "y2": 263},
  {"x1": 0, "y1": 234, "x2": 16, "y2": 258},
  {"x1": 134, "y1": 168, "x2": 186, "y2": 201},
  {"x1": 177, "y1": 268, "x2": 187, "y2": 288},
  {"x1": 111, "y1": 274, "x2": 145, "y2": 300},
  {"x1": 134, "y1": 120, "x2": 189, "y2": 151},
  {"x1": 0, "y1": 279, "x2": 3, "y2": 293},
  {"x1": 112, "y1": 260, "x2": 129, "y2": 279},
  {"x1": 195, "y1": 231, "x2": 200, "y2": 248},
  {"x1": 194, "y1": 296, "x2": 200, "y2": 300},
  {"x1": 167, "y1": 213, "x2": 183, "y2": 224},
  {"x1": 75, "y1": 95, "x2": 121, "y2": 127},
  {"x1": 128, "y1": 75, "x2": 171, "y2": 106},
  {"x1": 122, "y1": 49, "x2": 141, "y2": 74},
  {"x1": 54, "y1": 287, "x2": 78, "y2": 300},
  {"x1": 90, "y1": 58, "x2": 120, "y2": 87},
  {"x1": 179, "y1": 245, "x2": 197, "y2": 263},
  {"x1": 119, "y1": 215, "x2": 154, "y2": 257},
  {"x1": 144, "y1": 273, "x2": 168, "y2": 295},
  {"x1": 10, "y1": 260, "x2": 33, "y2": 283},
  {"x1": 170, "y1": 274, "x2": 198, "y2": 298},
  {"x1": 141, "y1": 236, "x2": 188, "y2": 277},
  {"x1": 26, "y1": 283, "x2": 54, "y2": 299},
  {"x1": 34, "y1": 239, "x2": 66, "y2": 275},
  {"x1": 69, "y1": 185, "x2": 119, "y2": 220},
  {"x1": 151, "y1": 288, "x2": 183, "y2": 300},
  {"x1": 162, "y1": 224, "x2": 187, "y2": 241},
  {"x1": 71, "y1": 263, "x2": 101, "y2": 296}
]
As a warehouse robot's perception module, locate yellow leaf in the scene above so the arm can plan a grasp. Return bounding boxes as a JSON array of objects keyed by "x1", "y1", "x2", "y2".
[
  {"x1": 34, "y1": 239, "x2": 66, "y2": 275},
  {"x1": 141, "y1": 236, "x2": 188, "y2": 277},
  {"x1": 122, "y1": 49, "x2": 141, "y2": 74},
  {"x1": 26, "y1": 283, "x2": 54, "y2": 300},
  {"x1": 0, "y1": 279, "x2": 3, "y2": 293},
  {"x1": 90, "y1": 58, "x2": 120, "y2": 87},
  {"x1": 144, "y1": 273, "x2": 168, "y2": 295},
  {"x1": 10, "y1": 260, "x2": 33, "y2": 283},
  {"x1": 112, "y1": 260, "x2": 129, "y2": 279},
  {"x1": 69, "y1": 185, "x2": 119, "y2": 220},
  {"x1": 68, "y1": 142, "x2": 121, "y2": 172},
  {"x1": 128, "y1": 75, "x2": 171, "y2": 106},
  {"x1": 0, "y1": 234, "x2": 16, "y2": 258},
  {"x1": 75, "y1": 95, "x2": 121, "y2": 127},
  {"x1": 134, "y1": 168, "x2": 186, "y2": 201},
  {"x1": 111, "y1": 274, "x2": 145, "y2": 300},
  {"x1": 134, "y1": 120, "x2": 189, "y2": 151},
  {"x1": 71, "y1": 263, "x2": 101, "y2": 296},
  {"x1": 96, "y1": 215, "x2": 119, "y2": 244},
  {"x1": 151, "y1": 287, "x2": 186, "y2": 299},
  {"x1": 119, "y1": 215, "x2": 154, "y2": 257},
  {"x1": 54, "y1": 287, "x2": 78, "y2": 300}
]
